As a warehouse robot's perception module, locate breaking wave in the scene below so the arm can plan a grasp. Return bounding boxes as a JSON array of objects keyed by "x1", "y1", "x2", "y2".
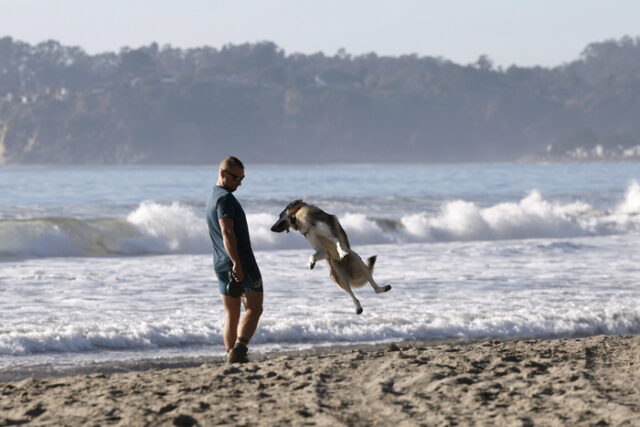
[
  {"x1": 2, "y1": 306, "x2": 639, "y2": 357},
  {"x1": 2, "y1": 182, "x2": 640, "y2": 259}
]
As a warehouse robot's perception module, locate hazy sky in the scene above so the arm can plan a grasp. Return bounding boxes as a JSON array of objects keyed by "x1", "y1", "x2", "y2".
[{"x1": 1, "y1": 0, "x2": 639, "y2": 67}]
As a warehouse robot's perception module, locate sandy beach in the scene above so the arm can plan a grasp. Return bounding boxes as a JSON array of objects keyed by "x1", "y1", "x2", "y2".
[{"x1": 1, "y1": 335, "x2": 639, "y2": 426}]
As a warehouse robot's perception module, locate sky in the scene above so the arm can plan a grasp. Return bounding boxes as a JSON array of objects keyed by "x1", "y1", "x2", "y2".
[{"x1": 1, "y1": 0, "x2": 639, "y2": 67}]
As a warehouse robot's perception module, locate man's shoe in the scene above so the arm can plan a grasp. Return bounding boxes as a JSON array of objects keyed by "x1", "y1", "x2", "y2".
[{"x1": 227, "y1": 344, "x2": 249, "y2": 363}]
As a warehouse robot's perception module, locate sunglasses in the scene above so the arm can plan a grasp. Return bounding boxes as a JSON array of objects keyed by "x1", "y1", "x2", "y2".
[{"x1": 224, "y1": 169, "x2": 245, "y2": 182}]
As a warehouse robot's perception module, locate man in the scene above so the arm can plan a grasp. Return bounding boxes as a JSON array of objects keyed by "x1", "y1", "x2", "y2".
[{"x1": 206, "y1": 156, "x2": 263, "y2": 363}]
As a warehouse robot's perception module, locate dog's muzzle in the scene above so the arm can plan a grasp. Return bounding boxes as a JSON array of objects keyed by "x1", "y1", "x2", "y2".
[{"x1": 270, "y1": 217, "x2": 290, "y2": 233}]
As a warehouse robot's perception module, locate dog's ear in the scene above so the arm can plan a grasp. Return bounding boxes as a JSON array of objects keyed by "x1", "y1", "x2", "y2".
[{"x1": 287, "y1": 199, "x2": 304, "y2": 210}]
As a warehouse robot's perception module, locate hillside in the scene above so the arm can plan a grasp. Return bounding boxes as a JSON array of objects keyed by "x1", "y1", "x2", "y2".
[{"x1": 1, "y1": 36, "x2": 640, "y2": 164}]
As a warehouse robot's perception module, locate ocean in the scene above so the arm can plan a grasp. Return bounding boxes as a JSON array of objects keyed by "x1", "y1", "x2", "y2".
[{"x1": 1, "y1": 162, "x2": 640, "y2": 376}]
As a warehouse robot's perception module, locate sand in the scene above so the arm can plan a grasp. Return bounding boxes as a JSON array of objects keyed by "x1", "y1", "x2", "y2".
[{"x1": 1, "y1": 335, "x2": 639, "y2": 426}]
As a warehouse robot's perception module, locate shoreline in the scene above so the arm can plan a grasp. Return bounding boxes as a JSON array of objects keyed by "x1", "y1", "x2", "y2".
[
  {"x1": 2, "y1": 335, "x2": 639, "y2": 426},
  {"x1": 0, "y1": 337, "x2": 477, "y2": 383}
]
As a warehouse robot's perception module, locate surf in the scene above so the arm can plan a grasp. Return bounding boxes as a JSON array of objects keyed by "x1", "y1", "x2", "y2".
[{"x1": 1, "y1": 182, "x2": 640, "y2": 260}]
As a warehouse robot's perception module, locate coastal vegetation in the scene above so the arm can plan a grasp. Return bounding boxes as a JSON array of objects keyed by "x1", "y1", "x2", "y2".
[{"x1": 1, "y1": 36, "x2": 639, "y2": 164}]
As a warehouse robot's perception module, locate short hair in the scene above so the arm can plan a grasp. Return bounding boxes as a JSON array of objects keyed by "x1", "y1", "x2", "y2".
[{"x1": 219, "y1": 156, "x2": 244, "y2": 171}]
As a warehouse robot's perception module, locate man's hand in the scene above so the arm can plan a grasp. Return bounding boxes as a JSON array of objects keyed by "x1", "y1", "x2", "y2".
[{"x1": 232, "y1": 263, "x2": 244, "y2": 283}]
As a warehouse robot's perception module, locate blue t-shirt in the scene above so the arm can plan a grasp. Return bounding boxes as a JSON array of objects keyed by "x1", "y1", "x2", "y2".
[{"x1": 206, "y1": 186, "x2": 261, "y2": 280}]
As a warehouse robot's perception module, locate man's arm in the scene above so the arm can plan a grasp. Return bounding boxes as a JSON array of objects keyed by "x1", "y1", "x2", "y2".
[{"x1": 219, "y1": 217, "x2": 244, "y2": 283}]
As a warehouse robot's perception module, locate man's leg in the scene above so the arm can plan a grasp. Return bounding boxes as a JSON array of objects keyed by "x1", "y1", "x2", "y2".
[
  {"x1": 220, "y1": 295, "x2": 242, "y2": 352},
  {"x1": 237, "y1": 290, "x2": 263, "y2": 343}
]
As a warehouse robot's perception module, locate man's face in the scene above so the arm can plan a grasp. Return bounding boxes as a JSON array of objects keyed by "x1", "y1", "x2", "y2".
[{"x1": 222, "y1": 166, "x2": 245, "y2": 192}]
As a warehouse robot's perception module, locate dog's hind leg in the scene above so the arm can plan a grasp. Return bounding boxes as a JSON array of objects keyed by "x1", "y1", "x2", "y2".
[
  {"x1": 362, "y1": 256, "x2": 392, "y2": 294},
  {"x1": 330, "y1": 260, "x2": 363, "y2": 314},
  {"x1": 344, "y1": 284, "x2": 363, "y2": 314},
  {"x1": 368, "y1": 278, "x2": 392, "y2": 294},
  {"x1": 368, "y1": 275, "x2": 392, "y2": 294}
]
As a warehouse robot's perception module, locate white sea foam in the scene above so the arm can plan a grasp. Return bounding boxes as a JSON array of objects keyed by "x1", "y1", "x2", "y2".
[
  {"x1": 1, "y1": 235, "x2": 639, "y2": 366},
  {"x1": 401, "y1": 190, "x2": 596, "y2": 242},
  {"x1": 0, "y1": 320, "x2": 218, "y2": 356},
  {"x1": 2, "y1": 183, "x2": 640, "y2": 259},
  {"x1": 125, "y1": 201, "x2": 210, "y2": 254},
  {"x1": 617, "y1": 180, "x2": 640, "y2": 213},
  {"x1": 3, "y1": 307, "x2": 638, "y2": 358},
  {"x1": 2, "y1": 164, "x2": 639, "y2": 373}
]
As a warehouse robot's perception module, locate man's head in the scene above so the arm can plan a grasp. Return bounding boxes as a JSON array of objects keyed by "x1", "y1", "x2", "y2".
[{"x1": 217, "y1": 156, "x2": 245, "y2": 192}]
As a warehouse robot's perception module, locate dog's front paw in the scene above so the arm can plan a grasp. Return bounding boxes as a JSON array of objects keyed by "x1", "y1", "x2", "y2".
[{"x1": 308, "y1": 255, "x2": 316, "y2": 270}]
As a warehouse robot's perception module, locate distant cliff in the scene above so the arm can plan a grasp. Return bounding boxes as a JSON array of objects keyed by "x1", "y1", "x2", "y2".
[{"x1": 1, "y1": 36, "x2": 640, "y2": 164}]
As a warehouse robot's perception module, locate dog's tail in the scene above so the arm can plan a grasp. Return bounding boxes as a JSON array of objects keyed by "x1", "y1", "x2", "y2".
[{"x1": 366, "y1": 255, "x2": 377, "y2": 272}]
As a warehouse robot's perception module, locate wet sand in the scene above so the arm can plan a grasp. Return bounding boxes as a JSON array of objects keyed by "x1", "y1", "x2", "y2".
[{"x1": 1, "y1": 335, "x2": 639, "y2": 426}]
